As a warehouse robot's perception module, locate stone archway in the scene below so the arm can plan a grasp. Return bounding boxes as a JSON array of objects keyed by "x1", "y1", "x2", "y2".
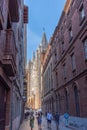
[
  {"x1": 57, "y1": 91, "x2": 61, "y2": 114},
  {"x1": 72, "y1": 81, "x2": 80, "y2": 92},
  {"x1": 72, "y1": 81, "x2": 80, "y2": 116}
]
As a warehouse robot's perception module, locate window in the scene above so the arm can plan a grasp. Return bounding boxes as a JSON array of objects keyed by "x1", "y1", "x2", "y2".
[
  {"x1": 71, "y1": 53, "x2": 76, "y2": 71},
  {"x1": 18, "y1": 28, "x2": 20, "y2": 41},
  {"x1": 74, "y1": 86, "x2": 80, "y2": 116},
  {"x1": 83, "y1": 38, "x2": 87, "y2": 60},
  {"x1": 69, "y1": 27, "x2": 73, "y2": 41},
  {"x1": 54, "y1": 49, "x2": 57, "y2": 64},
  {"x1": 85, "y1": 76, "x2": 87, "y2": 86},
  {"x1": 0, "y1": 11, "x2": 2, "y2": 30},
  {"x1": 61, "y1": 26, "x2": 63, "y2": 34},
  {"x1": 72, "y1": 0, "x2": 75, "y2": 7},
  {"x1": 0, "y1": 1, "x2": 4, "y2": 12},
  {"x1": 79, "y1": 5, "x2": 85, "y2": 24},
  {"x1": 0, "y1": 20, "x2": 2, "y2": 30},
  {"x1": 63, "y1": 63, "x2": 66, "y2": 79},
  {"x1": 56, "y1": 71, "x2": 58, "y2": 86},
  {"x1": 64, "y1": 20, "x2": 66, "y2": 26},
  {"x1": 58, "y1": 94, "x2": 61, "y2": 113},
  {"x1": 65, "y1": 90, "x2": 69, "y2": 112},
  {"x1": 52, "y1": 97, "x2": 54, "y2": 113},
  {"x1": 80, "y1": 6, "x2": 85, "y2": 20},
  {"x1": 56, "y1": 94, "x2": 58, "y2": 112},
  {"x1": 67, "y1": 9, "x2": 70, "y2": 16},
  {"x1": 0, "y1": 9, "x2": 3, "y2": 30},
  {"x1": 62, "y1": 41, "x2": 65, "y2": 53},
  {"x1": 50, "y1": 64, "x2": 52, "y2": 88}
]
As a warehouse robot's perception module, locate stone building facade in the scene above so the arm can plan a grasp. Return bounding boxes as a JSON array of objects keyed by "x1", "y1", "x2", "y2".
[
  {"x1": 23, "y1": 5, "x2": 28, "y2": 104},
  {"x1": 42, "y1": 0, "x2": 87, "y2": 117},
  {"x1": 27, "y1": 32, "x2": 48, "y2": 110},
  {"x1": 0, "y1": 0, "x2": 28, "y2": 130},
  {"x1": 41, "y1": 42, "x2": 54, "y2": 115}
]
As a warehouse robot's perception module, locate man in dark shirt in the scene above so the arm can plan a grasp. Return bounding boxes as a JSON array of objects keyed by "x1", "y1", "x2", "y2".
[{"x1": 55, "y1": 112, "x2": 60, "y2": 130}]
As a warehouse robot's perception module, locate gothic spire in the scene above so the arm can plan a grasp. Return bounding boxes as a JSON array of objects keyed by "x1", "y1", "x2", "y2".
[
  {"x1": 33, "y1": 51, "x2": 35, "y2": 61},
  {"x1": 41, "y1": 32, "x2": 48, "y2": 52}
]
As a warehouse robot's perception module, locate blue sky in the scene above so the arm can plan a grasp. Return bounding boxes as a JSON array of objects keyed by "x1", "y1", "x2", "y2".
[{"x1": 24, "y1": 0, "x2": 66, "y2": 61}]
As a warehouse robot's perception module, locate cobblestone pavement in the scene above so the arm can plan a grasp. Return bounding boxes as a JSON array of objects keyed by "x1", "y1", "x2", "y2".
[
  {"x1": 19, "y1": 116, "x2": 56, "y2": 130},
  {"x1": 20, "y1": 115, "x2": 87, "y2": 130}
]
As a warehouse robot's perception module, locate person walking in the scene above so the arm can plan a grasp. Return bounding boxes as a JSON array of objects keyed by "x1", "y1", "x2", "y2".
[
  {"x1": 29, "y1": 112, "x2": 34, "y2": 130},
  {"x1": 24, "y1": 109, "x2": 27, "y2": 119},
  {"x1": 55, "y1": 112, "x2": 60, "y2": 130},
  {"x1": 64, "y1": 112, "x2": 69, "y2": 127},
  {"x1": 37, "y1": 112, "x2": 42, "y2": 130},
  {"x1": 46, "y1": 111, "x2": 53, "y2": 129}
]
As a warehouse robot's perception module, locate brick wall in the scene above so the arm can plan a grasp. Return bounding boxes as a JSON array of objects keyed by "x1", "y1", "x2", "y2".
[{"x1": 52, "y1": 0, "x2": 87, "y2": 117}]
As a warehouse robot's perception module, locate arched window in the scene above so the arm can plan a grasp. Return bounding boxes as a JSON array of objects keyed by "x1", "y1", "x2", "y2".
[
  {"x1": 65, "y1": 90, "x2": 69, "y2": 112},
  {"x1": 56, "y1": 94, "x2": 58, "y2": 112},
  {"x1": 74, "y1": 86, "x2": 80, "y2": 116},
  {"x1": 51, "y1": 97, "x2": 54, "y2": 113},
  {"x1": 85, "y1": 76, "x2": 87, "y2": 83},
  {"x1": 58, "y1": 94, "x2": 61, "y2": 113},
  {"x1": 83, "y1": 38, "x2": 87, "y2": 60}
]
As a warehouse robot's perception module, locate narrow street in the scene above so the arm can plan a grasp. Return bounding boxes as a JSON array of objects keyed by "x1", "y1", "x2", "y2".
[
  {"x1": 19, "y1": 116, "x2": 56, "y2": 130},
  {"x1": 19, "y1": 116, "x2": 71, "y2": 130},
  {"x1": 19, "y1": 115, "x2": 87, "y2": 130},
  {"x1": 0, "y1": 0, "x2": 87, "y2": 130}
]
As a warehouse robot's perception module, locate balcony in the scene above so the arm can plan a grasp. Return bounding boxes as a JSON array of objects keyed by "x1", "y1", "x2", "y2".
[
  {"x1": 9, "y1": 0, "x2": 19, "y2": 22},
  {"x1": 3, "y1": 29, "x2": 17, "y2": 76},
  {"x1": 0, "y1": 31, "x2": 5, "y2": 62}
]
